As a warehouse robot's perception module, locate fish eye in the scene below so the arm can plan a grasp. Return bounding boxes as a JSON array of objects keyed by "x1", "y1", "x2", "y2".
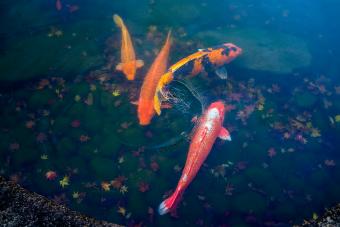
[{"x1": 231, "y1": 47, "x2": 237, "y2": 52}]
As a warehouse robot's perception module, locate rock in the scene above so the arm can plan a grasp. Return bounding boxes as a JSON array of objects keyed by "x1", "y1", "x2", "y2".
[
  {"x1": 196, "y1": 28, "x2": 311, "y2": 74},
  {"x1": 0, "y1": 176, "x2": 123, "y2": 226}
]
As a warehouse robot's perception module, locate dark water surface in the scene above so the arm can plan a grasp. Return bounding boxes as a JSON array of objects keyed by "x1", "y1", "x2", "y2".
[{"x1": 1, "y1": 0, "x2": 340, "y2": 226}]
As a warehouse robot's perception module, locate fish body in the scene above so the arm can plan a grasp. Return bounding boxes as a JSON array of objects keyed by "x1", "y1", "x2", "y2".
[
  {"x1": 158, "y1": 101, "x2": 231, "y2": 215},
  {"x1": 113, "y1": 14, "x2": 144, "y2": 80},
  {"x1": 137, "y1": 31, "x2": 172, "y2": 125},
  {"x1": 154, "y1": 43, "x2": 242, "y2": 114}
]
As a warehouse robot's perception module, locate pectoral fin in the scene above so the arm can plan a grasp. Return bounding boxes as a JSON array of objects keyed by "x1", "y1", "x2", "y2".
[
  {"x1": 215, "y1": 66, "x2": 228, "y2": 79},
  {"x1": 136, "y1": 59, "x2": 144, "y2": 68},
  {"x1": 130, "y1": 101, "x2": 139, "y2": 105},
  {"x1": 161, "y1": 102, "x2": 172, "y2": 109},
  {"x1": 218, "y1": 127, "x2": 231, "y2": 141},
  {"x1": 191, "y1": 116, "x2": 198, "y2": 123},
  {"x1": 116, "y1": 63, "x2": 123, "y2": 71}
]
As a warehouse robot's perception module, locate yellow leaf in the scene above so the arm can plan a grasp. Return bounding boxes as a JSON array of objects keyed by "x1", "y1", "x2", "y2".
[
  {"x1": 311, "y1": 128, "x2": 321, "y2": 137},
  {"x1": 312, "y1": 212, "x2": 318, "y2": 220},
  {"x1": 335, "y1": 115, "x2": 340, "y2": 122},
  {"x1": 306, "y1": 122, "x2": 312, "y2": 128},
  {"x1": 257, "y1": 104, "x2": 264, "y2": 111},
  {"x1": 59, "y1": 176, "x2": 69, "y2": 188},
  {"x1": 112, "y1": 89, "x2": 121, "y2": 97}
]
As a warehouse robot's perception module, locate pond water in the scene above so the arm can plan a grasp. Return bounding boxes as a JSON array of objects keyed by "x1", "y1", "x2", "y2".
[{"x1": 1, "y1": 0, "x2": 340, "y2": 226}]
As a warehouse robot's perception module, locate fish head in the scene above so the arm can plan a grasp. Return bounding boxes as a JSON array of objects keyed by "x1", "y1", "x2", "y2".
[
  {"x1": 222, "y1": 43, "x2": 242, "y2": 59},
  {"x1": 138, "y1": 99, "x2": 155, "y2": 126},
  {"x1": 123, "y1": 62, "x2": 137, "y2": 80},
  {"x1": 208, "y1": 101, "x2": 226, "y2": 120}
]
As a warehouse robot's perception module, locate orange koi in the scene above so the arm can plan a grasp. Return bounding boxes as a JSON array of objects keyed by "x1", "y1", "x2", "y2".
[
  {"x1": 137, "y1": 31, "x2": 172, "y2": 125},
  {"x1": 154, "y1": 43, "x2": 242, "y2": 114},
  {"x1": 158, "y1": 101, "x2": 231, "y2": 215},
  {"x1": 113, "y1": 14, "x2": 144, "y2": 80}
]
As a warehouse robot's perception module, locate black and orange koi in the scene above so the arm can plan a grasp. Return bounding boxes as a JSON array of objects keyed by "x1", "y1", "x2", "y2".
[{"x1": 154, "y1": 43, "x2": 242, "y2": 114}]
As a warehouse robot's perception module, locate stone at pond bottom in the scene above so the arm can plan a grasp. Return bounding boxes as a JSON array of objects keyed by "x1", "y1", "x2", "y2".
[{"x1": 196, "y1": 28, "x2": 311, "y2": 74}]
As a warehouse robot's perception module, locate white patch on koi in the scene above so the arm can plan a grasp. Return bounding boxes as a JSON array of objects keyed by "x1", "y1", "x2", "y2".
[
  {"x1": 182, "y1": 174, "x2": 188, "y2": 182},
  {"x1": 197, "y1": 108, "x2": 220, "y2": 142}
]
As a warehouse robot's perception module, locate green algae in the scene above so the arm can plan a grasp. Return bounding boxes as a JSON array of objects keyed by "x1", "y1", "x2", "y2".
[
  {"x1": 53, "y1": 116, "x2": 70, "y2": 133},
  {"x1": 28, "y1": 89, "x2": 55, "y2": 109},
  {"x1": 90, "y1": 157, "x2": 117, "y2": 179},
  {"x1": 89, "y1": 135, "x2": 120, "y2": 157},
  {"x1": 273, "y1": 202, "x2": 297, "y2": 220},
  {"x1": 127, "y1": 191, "x2": 148, "y2": 218},
  {"x1": 232, "y1": 191, "x2": 267, "y2": 214},
  {"x1": 0, "y1": 20, "x2": 104, "y2": 82},
  {"x1": 244, "y1": 167, "x2": 275, "y2": 186},
  {"x1": 295, "y1": 91, "x2": 317, "y2": 108},
  {"x1": 56, "y1": 137, "x2": 77, "y2": 157},
  {"x1": 12, "y1": 148, "x2": 39, "y2": 167}
]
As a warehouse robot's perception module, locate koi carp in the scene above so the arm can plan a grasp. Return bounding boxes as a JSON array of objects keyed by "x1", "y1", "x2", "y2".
[
  {"x1": 158, "y1": 101, "x2": 231, "y2": 215},
  {"x1": 113, "y1": 14, "x2": 144, "y2": 80},
  {"x1": 154, "y1": 43, "x2": 242, "y2": 114},
  {"x1": 137, "y1": 31, "x2": 172, "y2": 125}
]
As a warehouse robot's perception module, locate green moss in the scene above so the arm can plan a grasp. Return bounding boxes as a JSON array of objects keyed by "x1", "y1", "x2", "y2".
[
  {"x1": 12, "y1": 148, "x2": 39, "y2": 167},
  {"x1": 308, "y1": 169, "x2": 331, "y2": 186},
  {"x1": 244, "y1": 167, "x2": 274, "y2": 186},
  {"x1": 273, "y1": 202, "x2": 297, "y2": 220},
  {"x1": 228, "y1": 215, "x2": 248, "y2": 227},
  {"x1": 53, "y1": 116, "x2": 70, "y2": 133},
  {"x1": 0, "y1": 21, "x2": 104, "y2": 82},
  {"x1": 28, "y1": 89, "x2": 55, "y2": 109},
  {"x1": 295, "y1": 91, "x2": 317, "y2": 108},
  {"x1": 119, "y1": 153, "x2": 138, "y2": 174},
  {"x1": 56, "y1": 137, "x2": 77, "y2": 157},
  {"x1": 68, "y1": 103, "x2": 86, "y2": 117},
  {"x1": 312, "y1": 111, "x2": 330, "y2": 132},
  {"x1": 127, "y1": 191, "x2": 148, "y2": 218},
  {"x1": 90, "y1": 157, "x2": 117, "y2": 179},
  {"x1": 71, "y1": 83, "x2": 90, "y2": 97},
  {"x1": 232, "y1": 192, "x2": 267, "y2": 214},
  {"x1": 117, "y1": 127, "x2": 146, "y2": 147},
  {"x1": 32, "y1": 174, "x2": 59, "y2": 195}
]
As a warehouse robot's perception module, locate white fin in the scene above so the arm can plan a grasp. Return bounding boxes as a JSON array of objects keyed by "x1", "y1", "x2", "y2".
[
  {"x1": 215, "y1": 66, "x2": 228, "y2": 79},
  {"x1": 218, "y1": 127, "x2": 231, "y2": 141},
  {"x1": 116, "y1": 63, "x2": 123, "y2": 71},
  {"x1": 136, "y1": 59, "x2": 144, "y2": 68}
]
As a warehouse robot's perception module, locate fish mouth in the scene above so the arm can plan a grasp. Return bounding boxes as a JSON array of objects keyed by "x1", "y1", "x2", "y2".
[{"x1": 139, "y1": 120, "x2": 151, "y2": 126}]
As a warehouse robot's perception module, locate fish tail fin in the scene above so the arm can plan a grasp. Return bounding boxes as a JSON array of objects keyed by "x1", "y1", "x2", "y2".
[
  {"x1": 166, "y1": 29, "x2": 172, "y2": 42},
  {"x1": 158, "y1": 189, "x2": 182, "y2": 215},
  {"x1": 113, "y1": 14, "x2": 124, "y2": 27}
]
